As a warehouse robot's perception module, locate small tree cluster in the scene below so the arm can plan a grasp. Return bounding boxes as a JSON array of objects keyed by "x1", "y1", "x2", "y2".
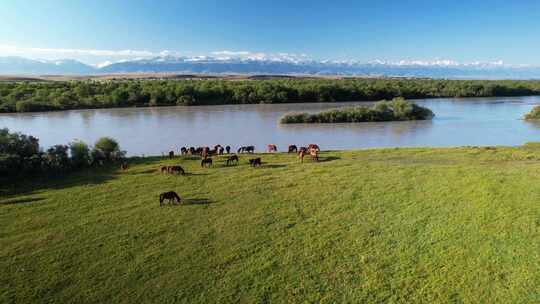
[{"x1": 0, "y1": 128, "x2": 125, "y2": 176}]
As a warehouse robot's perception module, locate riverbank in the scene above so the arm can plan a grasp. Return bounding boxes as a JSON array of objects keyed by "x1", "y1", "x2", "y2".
[
  {"x1": 2, "y1": 78, "x2": 540, "y2": 113},
  {"x1": 1, "y1": 147, "x2": 538, "y2": 303}
]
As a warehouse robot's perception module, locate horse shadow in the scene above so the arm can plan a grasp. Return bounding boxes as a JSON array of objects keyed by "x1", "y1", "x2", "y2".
[
  {"x1": 182, "y1": 172, "x2": 209, "y2": 176},
  {"x1": 318, "y1": 156, "x2": 341, "y2": 162},
  {"x1": 182, "y1": 198, "x2": 213, "y2": 205},
  {"x1": 261, "y1": 164, "x2": 288, "y2": 169},
  {"x1": 0, "y1": 197, "x2": 47, "y2": 206}
]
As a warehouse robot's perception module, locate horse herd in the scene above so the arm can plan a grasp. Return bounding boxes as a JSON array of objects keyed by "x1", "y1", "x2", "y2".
[{"x1": 154, "y1": 143, "x2": 321, "y2": 206}]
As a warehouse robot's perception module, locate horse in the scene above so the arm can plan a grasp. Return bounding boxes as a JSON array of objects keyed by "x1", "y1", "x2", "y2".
[
  {"x1": 159, "y1": 191, "x2": 181, "y2": 206},
  {"x1": 188, "y1": 147, "x2": 196, "y2": 155},
  {"x1": 238, "y1": 146, "x2": 255, "y2": 153},
  {"x1": 169, "y1": 165, "x2": 185, "y2": 175},
  {"x1": 168, "y1": 151, "x2": 175, "y2": 159},
  {"x1": 308, "y1": 144, "x2": 320, "y2": 152},
  {"x1": 219, "y1": 146, "x2": 225, "y2": 155},
  {"x1": 299, "y1": 148, "x2": 318, "y2": 163},
  {"x1": 298, "y1": 146, "x2": 308, "y2": 154},
  {"x1": 249, "y1": 157, "x2": 262, "y2": 167},
  {"x1": 120, "y1": 162, "x2": 128, "y2": 171},
  {"x1": 201, "y1": 158, "x2": 213, "y2": 167},
  {"x1": 226, "y1": 155, "x2": 239, "y2": 166},
  {"x1": 288, "y1": 145, "x2": 298, "y2": 153},
  {"x1": 225, "y1": 146, "x2": 231, "y2": 154},
  {"x1": 267, "y1": 144, "x2": 277, "y2": 153},
  {"x1": 160, "y1": 166, "x2": 170, "y2": 174},
  {"x1": 180, "y1": 147, "x2": 187, "y2": 155}
]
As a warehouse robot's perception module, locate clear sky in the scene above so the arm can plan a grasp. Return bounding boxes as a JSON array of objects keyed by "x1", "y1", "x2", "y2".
[{"x1": 1, "y1": 0, "x2": 540, "y2": 65}]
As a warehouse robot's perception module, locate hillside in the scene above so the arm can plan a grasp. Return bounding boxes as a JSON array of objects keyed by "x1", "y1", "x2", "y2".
[{"x1": 1, "y1": 147, "x2": 539, "y2": 303}]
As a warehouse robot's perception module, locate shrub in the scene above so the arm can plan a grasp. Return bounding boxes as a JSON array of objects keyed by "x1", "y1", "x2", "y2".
[
  {"x1": 69, "y1": 140, "x2": 91, "y2": 168},
  {"x1": 93, "y1": 137, "x2": 125, "y2": 161},
  {"x1": 45, "y1": 145, "x2": 70, "y2": 172},
  {"x1": 280, "y1": 98, "x2": 434, "y2": 123},
  {"x1": 524, "y1": 105, "x2": 540, "y2": 120}
]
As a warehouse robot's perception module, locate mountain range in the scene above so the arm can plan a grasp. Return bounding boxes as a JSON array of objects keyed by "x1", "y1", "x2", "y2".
[{"x1": 2, "y1": 56, "x2": 540, "y2": 79}]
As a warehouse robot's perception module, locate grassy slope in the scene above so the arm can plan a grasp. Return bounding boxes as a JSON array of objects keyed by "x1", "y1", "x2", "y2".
[{"x1": 1, "y1": 147, "x2": 539, "y2": 303}]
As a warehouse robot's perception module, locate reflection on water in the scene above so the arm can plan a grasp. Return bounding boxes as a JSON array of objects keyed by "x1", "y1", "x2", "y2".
[{"x1": 1, "y1": 96, "x2": 540, "y2": 155}]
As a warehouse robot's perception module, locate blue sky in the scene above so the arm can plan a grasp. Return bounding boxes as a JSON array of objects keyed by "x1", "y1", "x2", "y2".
[{"x1": 1, "y1": 0, "x2": 539, "y2": 65}]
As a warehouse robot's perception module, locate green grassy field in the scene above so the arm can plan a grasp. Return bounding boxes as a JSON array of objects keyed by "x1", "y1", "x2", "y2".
[{"x1": 1, "y1": 147, "x2": 539, "y2": 303}]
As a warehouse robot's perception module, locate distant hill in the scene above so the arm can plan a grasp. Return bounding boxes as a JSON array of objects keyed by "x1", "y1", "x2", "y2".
[{"x1": 3, "y1": 55, "x2": 540, "y2": 79}]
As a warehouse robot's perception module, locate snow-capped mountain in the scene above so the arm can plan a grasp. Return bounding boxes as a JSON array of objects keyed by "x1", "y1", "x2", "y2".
[{"x1": 2, "y1": 55, "x2": 540, "y2": 79}]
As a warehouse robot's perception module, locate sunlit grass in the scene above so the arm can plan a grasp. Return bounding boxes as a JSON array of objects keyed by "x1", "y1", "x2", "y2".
[{"x1": 1, "y1": 147, "x2": 539, "y2": 303}]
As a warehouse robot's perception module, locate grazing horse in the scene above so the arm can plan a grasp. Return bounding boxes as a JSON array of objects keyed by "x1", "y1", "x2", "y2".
[
  {"x1": 201, "y1": 158, "x2": 213, "y2": 167},
  {"x1": 188, "y1": 147, "x2": 196, "y2": 155},
  {"x1": 120, "y1": 162, "x2": 128, "y2": 170},
  {"x1": 226, "y1": 155, "x2": 239, "y2": 166},
  {"x1": 169, "y1": 151, "x2": 175, "y2": 159},
  {"x1": 308, "y1": 144, "x2": 320, "y2": 152},
  {"x1": 159, "y1": 191, "x2": 181, "y2": 206},
  {"x1": 288, "y1": 145, "x2": 298, "y2": 153},
  {"x1": 225, "y1": 146, "x2": 231, "y2": 154},
  {"x1": 298, "y1": 146, "x2": 308, "y2": 154},
  {"x1": 180, "y1": 147, "x2": 187, "y2": 155},
  {"x1": 249, "y1": 157, "x2": 262, "y2": 167},
  {"x1": 299, "y1": 148, "x2": 318, "y2": 163},
  {"x1": 169, "y1": 165, "x2": 185, "y2": 175},
  {"x1": 309, "y1": 148, "x2": 319, "y2": 162},
  {"x1": 238, "y1": 146, "x2": 255, "y2": 153},
  {"x1": 160, "y1": 166, "x2": 170, "y2": 174},
  {"x1": 219, "y1": 146, "x2": 225, "y2": 155},
  {"x1": 267, "y1": 144, "x2": 278, "y2": 153}
]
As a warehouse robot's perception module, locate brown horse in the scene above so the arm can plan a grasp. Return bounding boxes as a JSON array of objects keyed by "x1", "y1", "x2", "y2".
[
  {"x1": 169, "y1": 151, "x2": 175, "y2": 159},
  {"x1": 201, "y1": 158, "x2": 213, "y2": 167},
  {"x1": 288, "y1": 145, "x2": 298, "y2": 153},
  {"x1": 308, "y1": 144, "x2": 320, "y2": 152},
  {"x1": 299, "y1": 148, "x2": 318, "y2": 163},
  {"x1": 160, "y1": 166, "x2": 170, "y2": 174},
  {"x1": 267, "y1": 144, "x2": 278, "y2": 153},
  {"x1": 169, "y1": 165, "x2": 185, "y2": 175},
  {"x1": 249, "y1": 157, "x2": 262, "y2": 167},
  {"x1": 159, "y1": 191, "x2": 181, "y2": 206},
  {"x1": 226, "y1": 155, "x2": 239, "y2": 166},
  {"x1": 225, "y1": 146, "x2": 231, "y2": 154},
  {"x1": 120, "y1": 162, "x2": 128, "y2": 170},
  {"x1": 180, "y1": 147, "x2": 188, "y2": 155}
]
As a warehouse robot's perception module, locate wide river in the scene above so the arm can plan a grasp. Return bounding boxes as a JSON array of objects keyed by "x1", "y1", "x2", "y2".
[{"x1": 2, "y1": 96, "x2": 540, "y2": 156}]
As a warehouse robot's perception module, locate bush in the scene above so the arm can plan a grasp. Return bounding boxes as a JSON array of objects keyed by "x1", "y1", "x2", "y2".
[
  {"x1": 93, "y1": 137, "x2": 125, "y2": 161},
  {"x1": 524, "y1": 105, "x2": 540, "y2": 120},
  {"x1": 69, "y1": 140, "x2": 91, "y2": 168},
  {"x1": 280, "y1": 98, "x2": 434, "y2": 124},
  {"x1": 45, "y1": 145, "x2": 70, "y2": 172}
]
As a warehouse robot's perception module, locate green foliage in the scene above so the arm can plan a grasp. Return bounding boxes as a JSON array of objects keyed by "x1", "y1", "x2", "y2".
[
  {"x1": 523, "y1": 105, "x2": 540, "y2": 120},
  {"x1": 280, "y1": 98, "x2": 434, "y2": 123},
  {"x1": 69, "y1": 140, "x2": 91, "y2": 168},
  {"x1": 93, "y1": 137, "x2": 125, "y2": 161},
  {"x1": 1, "y1": 78, "x2": 540, "y2": 112}
]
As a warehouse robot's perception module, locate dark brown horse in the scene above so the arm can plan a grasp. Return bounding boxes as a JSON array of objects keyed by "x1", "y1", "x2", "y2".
[
  {"x1": 180, "y1": 147, "x2": 188, "y2": 155},
  {"x1": 169, "y1": 165, "x2": 185, "y2": 175},
  {"x1": 120, "y1": 162, "x2": 128, "y2": 170},
  {"x1": 288, "y1": 145, "x2": 298, "y2": 153},
  {"x1": 267, "y1": 144, "x2": 277, "y2": 153},
  {"x1": 238, "y1": 146, "x2": 255, "y2": 153},
  {"x1": 201, "y1": 158, "x2": 213, "y2": 167},
  {"x1": 225, "y1": 146, "x2": 231, "y2": 154},
  {"x1": 249, "y1": 157, "x2": 262, "y2": 167},
  {"x1": 168, "y1": 151, "x2": 175, "y2": 159},
  {"x1": 160, "y1": 166, "x2": 170, "y2": 174},
  {"x1": 159, "y1": 191, "x2": 181, "y2": 206},
  {"x1": 226, "y1": 155, "x2": 239, "y2": 166},
  {"x1": 219, "y1": 146, "x2": 225, "y2": 155}
]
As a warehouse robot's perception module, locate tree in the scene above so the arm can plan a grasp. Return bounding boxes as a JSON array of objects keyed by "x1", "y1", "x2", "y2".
[
  {"x1": 69, "y1": 140, "x2": 90, "y2": 168},
  {"x1": 93, "y1": 137, "x2": 124, "y2": 161}
]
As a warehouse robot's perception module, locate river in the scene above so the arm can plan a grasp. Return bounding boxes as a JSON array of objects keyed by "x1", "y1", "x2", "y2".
[{"x1": 1, "y1": 96, "x2": 540, "y2": 155}]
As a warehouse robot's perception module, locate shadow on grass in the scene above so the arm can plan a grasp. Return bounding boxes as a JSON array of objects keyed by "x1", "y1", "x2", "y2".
[
  {"x1": 0, "y1": 197, "x2": 47, "y2": 206},
  {"x1": 183, "y1": 198, "x2": 213, "y2": 205},
  {"x1": 318, "y1": 156, "x2": 341, "y2": 162},
  {"x1": 182, "y1": 172, "x2": 209, "y2": 176},
  {"x1": 261, "y1": 164, "x2": 288, "y2": 169}
]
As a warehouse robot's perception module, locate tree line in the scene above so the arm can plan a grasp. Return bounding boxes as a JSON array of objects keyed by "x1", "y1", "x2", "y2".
[
  {"x1": 1, "y1": 78, "x2": 540, "y2": 113},
  {"x1": 280, "y1": 98, "x2": 434, "y2": 123},
  {"x1": 0, "y1": 128, "x2": 124, "y2": 176}
]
